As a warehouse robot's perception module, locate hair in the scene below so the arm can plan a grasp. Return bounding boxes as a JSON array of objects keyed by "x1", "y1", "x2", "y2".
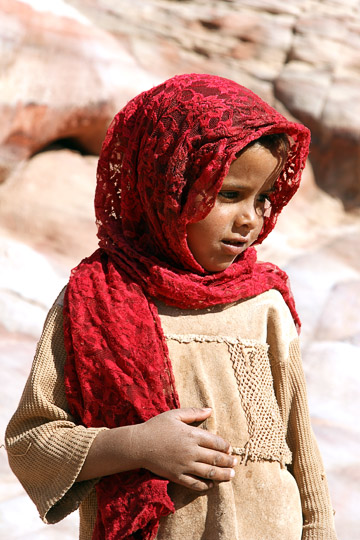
[
  {"x1": 236, "y1": 133, "x2": 290, "y2": 182},
  {"x1": 252, "y1": 132, "x2": 289, "y2": 158}
]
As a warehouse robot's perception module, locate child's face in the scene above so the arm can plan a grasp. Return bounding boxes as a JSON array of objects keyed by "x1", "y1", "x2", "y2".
[{"x1": 186, "y1": 144, "x2": 281, "y2": 272}]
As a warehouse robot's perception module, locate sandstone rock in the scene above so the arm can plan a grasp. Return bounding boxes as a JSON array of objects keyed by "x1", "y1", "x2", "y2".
[
  {"x1": 1, "y1": 2, "x2": 360, "y2": 538},
  {"x1": 310, "y1": 421, "x2": 360, "y2": 538},
  {"x1": 65, "y1": 0, "x2": 360, "y2": 207},
  {"x1": 0, "y1": 235, "x2": 66, "y2": 336},
  {"x1": 302, "y1": 341, "x2": 360, "y2": 429},
  {"x1": 0, "y1": 0, "x2": 160, "y2": 182},
  {"x1": 318, "y1": 229, "x2": 360, "y2": 273},
  {"x1": 281, "y1": 245, "x2": 360, "y2": 345},
  {"x1": 275, "y1": 62, "x2": 332, "y2": 120},
  {"x1": 0, "y1": 149, "x2": 98, "y2": 259},
  {"x1": 274, "y1": 4, "x2": 360, "y2": 207},
  {"x1": 3, "y1": 0, "x2": 360, "y2": 205},
  {"x1": 315, "y1": 280, "x2": 360, "y2": 345}
]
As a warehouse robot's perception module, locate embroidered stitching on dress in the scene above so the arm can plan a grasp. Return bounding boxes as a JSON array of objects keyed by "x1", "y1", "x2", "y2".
[
  {"x1": 164, "y1": 333, "x2": 239, "y2": 345},
  {"x1": 165, "y1": 333, "x2": 292, "y2": 466}
]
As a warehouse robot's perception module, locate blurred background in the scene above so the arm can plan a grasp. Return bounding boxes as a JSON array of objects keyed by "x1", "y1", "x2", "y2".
[{"x1": 0, "y1": 0, "x2": 359, "y2": 538}]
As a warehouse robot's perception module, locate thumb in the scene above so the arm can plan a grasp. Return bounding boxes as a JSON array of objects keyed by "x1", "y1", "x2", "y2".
[{"x1": 173, "y1": 407, "x2": 212, "y2": 424}]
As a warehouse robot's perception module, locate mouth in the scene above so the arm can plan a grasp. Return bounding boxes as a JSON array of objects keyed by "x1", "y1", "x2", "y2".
[
  {"x1": 221, "y1": 239, "x2": 248, "y2": 255},
  {"x1": 222, "y1": 239, "x2": 247, "y2": 246}
]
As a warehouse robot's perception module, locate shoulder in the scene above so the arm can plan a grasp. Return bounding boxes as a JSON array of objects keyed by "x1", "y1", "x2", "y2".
[
  {"x1": 255, "y1": 289, "x2": 297, "y2": 327},
  {"x1": 38, "y1": 286, "x2": 68, "y2": 341},
  {"x1": 250, "y1": 288, "x2": 289, "y2": 309},
  {"x1": 54, "y1": 286, "x2": 67, "y2": 308},
  {"x1": 157, "y1": 288, "x2": 298, "y2": 346},
  {"x1": 256, "y1": 289, "x2": 300, "y2": 362},
  {"x1": 234, "y1": 289, "x2": 298, "y2": 340},
  {"x1": 229, "y1": 289, "x2": 300, "y2": 362}
]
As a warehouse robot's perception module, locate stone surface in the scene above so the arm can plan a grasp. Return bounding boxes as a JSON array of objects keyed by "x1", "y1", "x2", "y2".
[
  {"x1": 315, "y1": 280, "x2": 360, "y2": 344},
  {"x1": 66, "y1": 0, "x2": 360, "y2": 207},
  {"x1": 302, "y1": 341, "x2": 360, "y2": 429},
  {"x1": 0, "y1": 236, "x2": 67, "y2": 336},
  {"x1": 1, "y1": 1, "x2": 360, "y2": 539},
  {"x1": 2, "y1": 0, "x2": 360, "y2": 205},
  {"x1": 0, "y1": 149, "x2": 99, "y2": 259},
  {"x1": 0, "y1": 329, "x2": 79, "y2": 538},
  {"x1": 274, "y1": 3, "x2": 360, "y2": 207},
  {"x1": 0, "y1": 0, "x2": 161, "y2": 181}
]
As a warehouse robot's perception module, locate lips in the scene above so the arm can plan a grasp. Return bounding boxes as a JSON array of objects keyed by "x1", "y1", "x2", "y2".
[
  {"x1": 221, "y1": 239, "x2": 248, "y2": 256},
  {"x1": 223, "y1": 239, "x2": 247, "y2": 246}
]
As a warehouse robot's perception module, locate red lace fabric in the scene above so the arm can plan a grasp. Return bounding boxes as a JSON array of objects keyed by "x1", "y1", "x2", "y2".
[{"x1": 63, "y1": 74, "x2": 310, "y2": 539}]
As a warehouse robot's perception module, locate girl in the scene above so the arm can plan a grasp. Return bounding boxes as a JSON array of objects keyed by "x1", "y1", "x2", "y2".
[{"x1": 6, "y1": 73, "x2": 337, "y2": 540}]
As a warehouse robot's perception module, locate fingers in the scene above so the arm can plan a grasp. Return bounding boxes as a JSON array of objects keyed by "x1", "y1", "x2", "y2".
[
  {"x1": 170, "y1": 407, "x2": 233, "y2": 454},
  {"x1": 176, "y1": 461, "x2": 236, "y2": 492},
  {"x1": 140, "y1": 408, "x2": 237, "y2": 491},
  {"x1": 194, "y1": 427, "x2": 232, "y2": 455},
  {"x1": 177, "y1": 474, "x2": 214, "y2": 492},
  {"x1": 190, "y1": 448, "x2": 237, "y2": 486},
  {"x1": 174, "y1": 407, "x2": 213, "y2": 425},
  {"x1": 197, "y1": 448, "x2": 237, "y2": 469},
  {"x1": 172, "y1": 449, "x2": 237, "y2": 491},
  {"x1": 192, "y1": 461, "x2": 235, "y2": 482}
]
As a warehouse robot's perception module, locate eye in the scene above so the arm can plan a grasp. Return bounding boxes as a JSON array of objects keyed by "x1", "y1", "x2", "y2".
[
  {"x1": 256, "y1": 194, "x2": 272, "y2": 216},
  {"x1": 218, "y1": 191, "x2": 240, "y2": 201},
  {"x1": 257, "y1": 193, "x2": 271, "y2": 204}
]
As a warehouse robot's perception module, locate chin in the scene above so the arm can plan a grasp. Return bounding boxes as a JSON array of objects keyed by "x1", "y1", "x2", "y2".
[{"x1": 205, "y1": 260, "x2": 236, "y2": 273}]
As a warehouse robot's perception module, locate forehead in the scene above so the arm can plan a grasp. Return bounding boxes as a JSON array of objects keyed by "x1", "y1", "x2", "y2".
[{"x1": 224, "y1": 145, "x2": 281, "y2": 188}]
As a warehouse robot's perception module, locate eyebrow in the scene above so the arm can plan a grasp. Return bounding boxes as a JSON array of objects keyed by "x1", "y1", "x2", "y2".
[{"x1": 220, "y1": 184, "x2": 276, "y2": 193}]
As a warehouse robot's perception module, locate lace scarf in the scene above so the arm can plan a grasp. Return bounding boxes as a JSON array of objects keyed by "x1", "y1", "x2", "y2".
[{"x1": 63, "y1": 74, "x2": 310, "y2": 539}]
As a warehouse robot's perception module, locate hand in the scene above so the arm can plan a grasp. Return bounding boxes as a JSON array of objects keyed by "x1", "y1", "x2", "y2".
[{"x1": 131, "y1": 407, "x2": 237, "y2": 491}]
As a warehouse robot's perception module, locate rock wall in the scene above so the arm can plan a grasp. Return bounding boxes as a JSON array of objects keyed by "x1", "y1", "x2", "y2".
[
  {"x1": 2, "y1": 0, "x2": 359, "y2": 206},
  {"x1": 0, "y1": 0, "x2": 160, "y2": 180},
  {"x1": 0, "y1": 1, "x2": 359, "y2": 539}
]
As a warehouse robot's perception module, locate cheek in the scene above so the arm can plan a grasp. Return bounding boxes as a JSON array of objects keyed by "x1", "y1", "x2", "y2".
[
  {"x1": 253, "y1": 216, "x2": 265, "y2": 241},
  {"x1": 187, "y1": 207, "x2": 225, "y2": 239},
  {"x1": 257, "y1": 215, "x2": 265, "y2": 231},
  {"x1": 186, "y1": 212, "x2": 222, "y2": 256},
  {"x1": 187, "y1": 220, "x2": 213, "y2": 250},
  {"x1": 201, "y1": 204, "x2": 230, "y2": 230}
]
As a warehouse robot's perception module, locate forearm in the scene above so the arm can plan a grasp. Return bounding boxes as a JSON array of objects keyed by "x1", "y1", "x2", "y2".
[
  {"x1": 76, "y1": 424, "x2": 141, "y2": 481},
  {"x1": 286, "y1": 341, "x2": 337, "y2": 539},
  {"x1": 77, "y1": 408, "x2": 237, "y2": 492}
]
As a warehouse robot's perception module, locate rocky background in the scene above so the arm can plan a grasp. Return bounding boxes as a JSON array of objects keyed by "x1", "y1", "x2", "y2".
[{"x1": 1, "y1": 0, "x2": 359, "y2": 538}]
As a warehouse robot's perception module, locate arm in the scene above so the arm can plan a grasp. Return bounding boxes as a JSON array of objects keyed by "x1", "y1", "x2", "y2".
[
  {"x1": 5, "y1": 298, "x2": 107, "y2": 524},
  {"x1": 266, "y1": 292, "x2": 337, "y2": 540},
  {"x1": 6, "y1": 294, "x2": 237, "y2": 525},
  {"x1": 284, "y1": 339, "x2": 337, "y2": 540},
  {"x1": 77, "y1": 407, "x2": 237, "y2": 491}
]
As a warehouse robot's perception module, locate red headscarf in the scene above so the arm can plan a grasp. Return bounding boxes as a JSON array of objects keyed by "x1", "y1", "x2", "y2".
[{"x1": 63, "y1": 74, "x2": 310, "y2": 539}]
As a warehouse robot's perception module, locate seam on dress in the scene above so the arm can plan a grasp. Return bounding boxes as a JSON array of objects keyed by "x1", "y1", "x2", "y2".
[{"x1": 164, "y1": 334, "x2": 268, "y2": 348}]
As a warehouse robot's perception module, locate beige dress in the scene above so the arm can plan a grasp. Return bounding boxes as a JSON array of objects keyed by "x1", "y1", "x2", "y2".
[{"x1": 5, "y1": 288, "x2": 337, "y2": 540}]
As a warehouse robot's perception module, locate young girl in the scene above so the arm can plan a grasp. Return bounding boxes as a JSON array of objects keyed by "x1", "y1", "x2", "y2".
[{"x1": 6, "y1": 73, "x2": 337, "y2": 540}]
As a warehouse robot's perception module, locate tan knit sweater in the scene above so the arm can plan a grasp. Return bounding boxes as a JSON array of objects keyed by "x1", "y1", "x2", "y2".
[{"x1": 5, "y1": 288, "x2": 337, "y2": 540}]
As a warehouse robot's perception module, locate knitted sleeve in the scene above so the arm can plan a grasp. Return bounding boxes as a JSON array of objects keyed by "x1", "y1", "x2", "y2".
[
  {"x1": 285, "y1": 338, "x2": 337, "y2": 540},
  {"x1": 5, "y1": 293, "x2": 107, "y2": 524}
]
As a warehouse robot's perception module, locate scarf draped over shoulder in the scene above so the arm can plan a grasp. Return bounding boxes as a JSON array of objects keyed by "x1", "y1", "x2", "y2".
[{"x1": 63, "y1": 73, "x2": 310, "y2": 539}]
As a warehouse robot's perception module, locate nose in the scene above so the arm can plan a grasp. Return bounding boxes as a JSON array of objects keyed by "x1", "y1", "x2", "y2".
[{"x1": 234, "y1": 200, "x2": 259, "y2": 230}]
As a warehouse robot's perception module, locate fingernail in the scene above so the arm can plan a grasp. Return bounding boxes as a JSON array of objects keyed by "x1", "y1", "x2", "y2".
[
  {"x1": 230, "y1": 469, "x2": 235, "y2": 478},
  {"x1": 228, "y1": 446, "x2": 233, "y2": 455},
  {"x1": 233, "y1": 458, "x2": 238, "y2": 466}
]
